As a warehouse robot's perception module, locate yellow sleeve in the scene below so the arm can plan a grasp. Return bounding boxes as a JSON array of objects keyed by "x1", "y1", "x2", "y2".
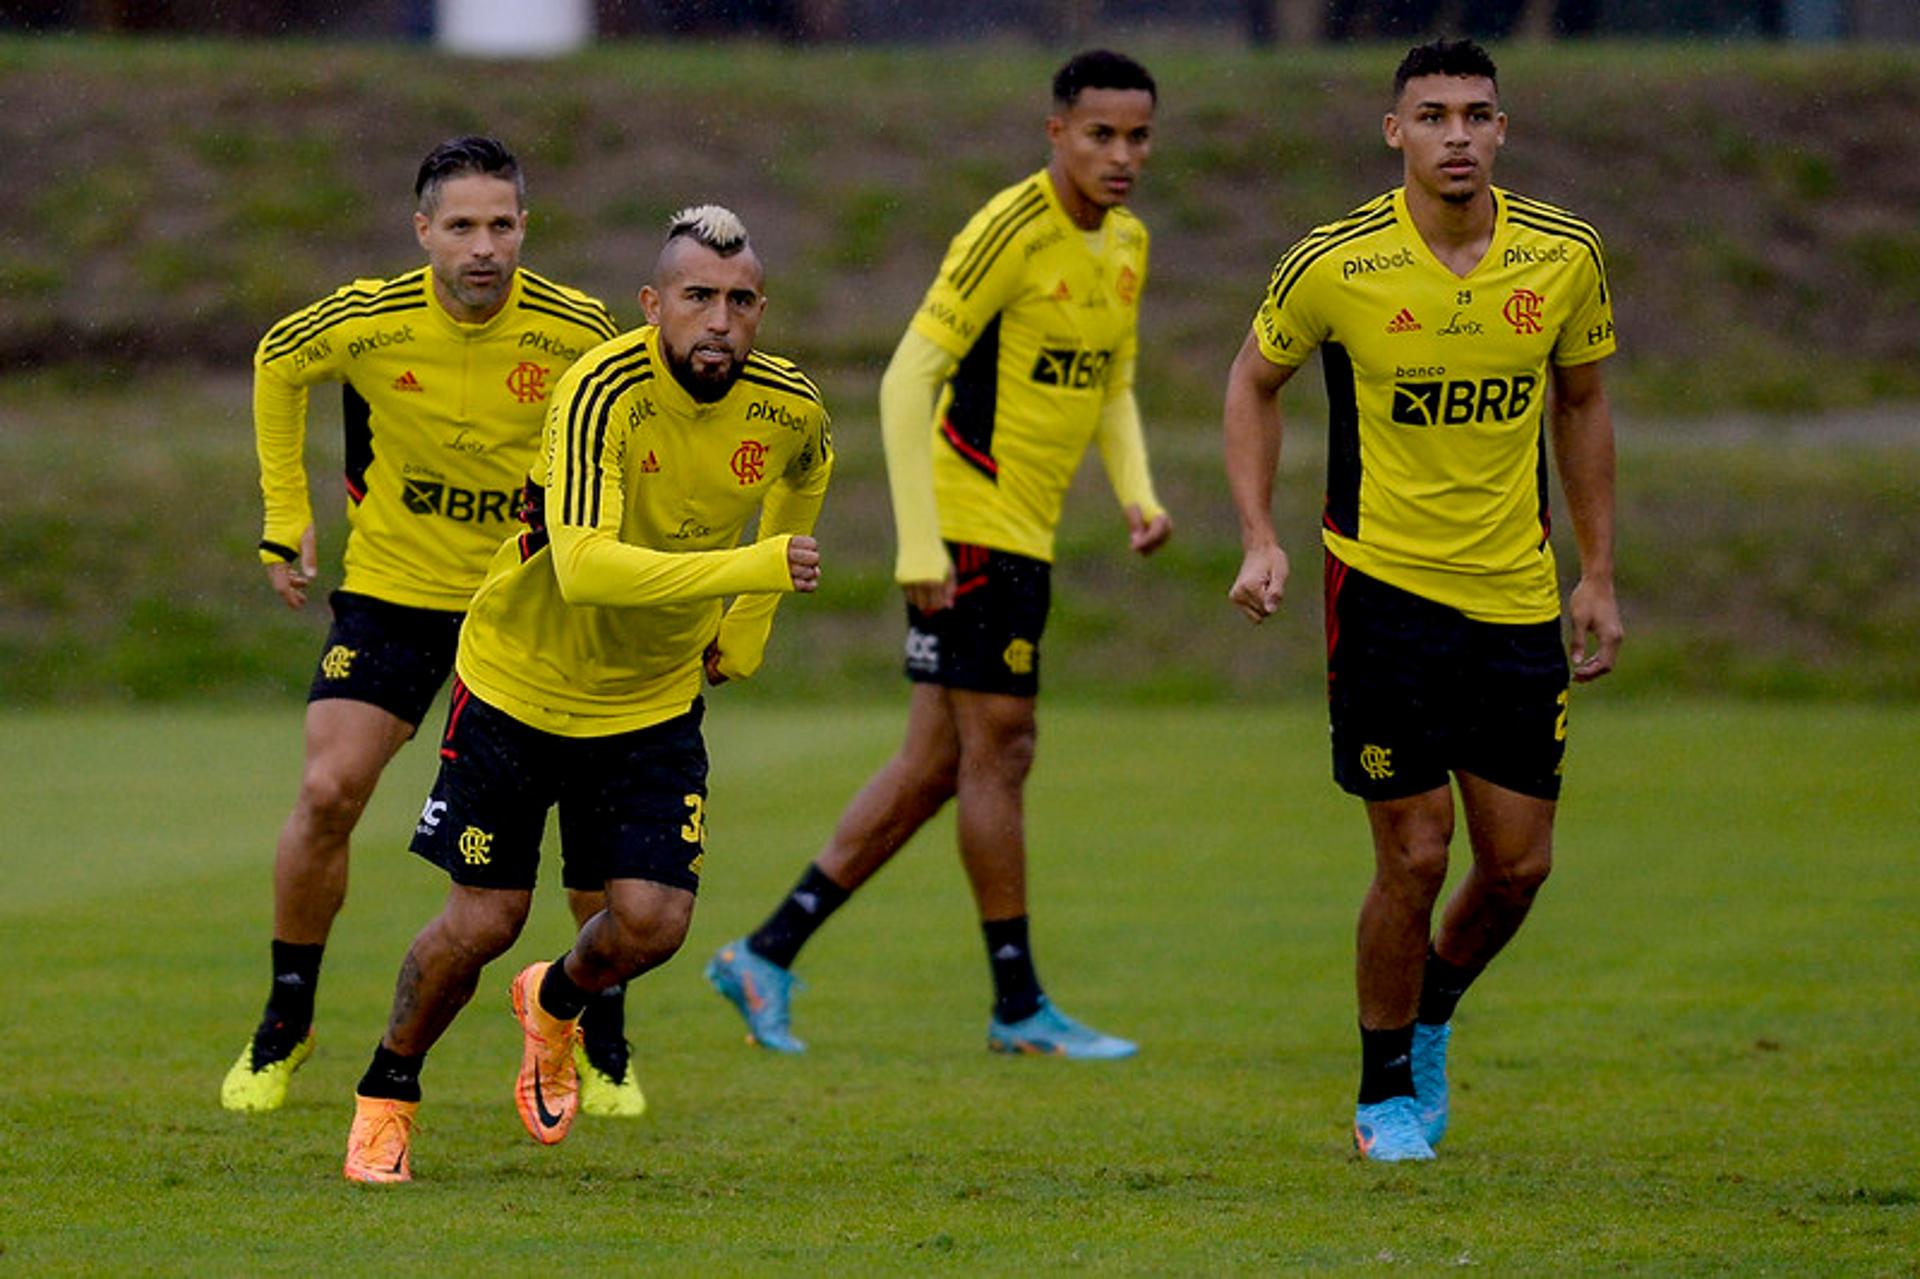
[
  {"x1": 1252, "y1": 239, "x2": 1331, "y2": 368},
  {"x1": 1093, "y1": 372, "x2": 1164, "y2": 522},
  {"x1": 253, "y1": 353, "x2": 314, "y2": 564},
  {"x1": 906, "y1": 184, "x2": 1036, "y2": 360},
  {"x1": 713, "y1": 415, "x2": 835, "y2": 680},
  {"x1": 547, "y1": 394, "x2": 798, "y2": 609},
  {"x1": 1553, "y1": 231, "x2": 1618, "y2": 367},
  {"x1": 879, "y1": 329, "x2": 958, "y2": 583}
]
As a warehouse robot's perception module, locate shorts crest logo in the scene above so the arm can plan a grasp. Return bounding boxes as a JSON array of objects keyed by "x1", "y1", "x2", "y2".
[
  {"x1": 320, "y1": 644, "x2": 357, "y2": 680},
  {"x1": 1359, "y1": 744, "x2": 1394, "y2": 780},
  {"x1": 457, "y1": 826, "x2": 494, "y2": 866},
  {"x1": 730, "y1": 439, "x2": 768, "y2": 484},
  {"x1": 506, "y1": 361, "x2": 550, "y2": 404},
  {"x1": 1003, "y1": 638, "x2": 1036, "y2": 675},
  {"x1": 1503, "y1": 288, "x2": 1545, "y2": 335}
]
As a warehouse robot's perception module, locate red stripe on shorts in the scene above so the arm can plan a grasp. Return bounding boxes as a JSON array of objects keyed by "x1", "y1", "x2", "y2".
[{"x1": 439, "y1": 679, "x2": 472, "y2": 761}]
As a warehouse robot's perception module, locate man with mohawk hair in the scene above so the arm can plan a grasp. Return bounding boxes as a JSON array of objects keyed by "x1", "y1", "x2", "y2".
[{"x1": 342, "y1": 204, "x2": 832, "y2": 1183}]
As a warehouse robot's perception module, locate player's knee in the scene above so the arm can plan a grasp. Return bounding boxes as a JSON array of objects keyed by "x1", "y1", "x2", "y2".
[
  {"x1": 1490, "y1": 846, "x2": 1553, "y2": 901},
  {"x1": 446, "y1": 891, "x2": 530, "y2": 960},
  {"x1": 297, "y1": 766, "x2": 374, "y2": 831},
  {"x1": 968, "y1": 720, "x2": 1036, "y2": 786},
  {"x1": 606, "y1": 891, "x2": 693, "y2": 974},
  {"x1": 1381, "y1": 838, "x2": 1450, "y2": 899}
]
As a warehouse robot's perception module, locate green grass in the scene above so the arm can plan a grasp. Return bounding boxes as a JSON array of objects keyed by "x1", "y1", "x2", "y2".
[{"x1": 1, "y1": 701, "x2": 1915, "y2": 1272}]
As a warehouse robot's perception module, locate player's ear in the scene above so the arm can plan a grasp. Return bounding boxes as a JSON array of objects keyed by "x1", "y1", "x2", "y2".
[
  {"x1": 1382, "y1": 113, "x2": 1402, "y2": 151},
  {"x1": 1046, "y1": 111, "x2": 1066, "y2": 146},
  {"x1": 413, "y1": 210, "x2": 431, "y2": 247},
  {"x1": 638, "y1": 284, "x2": 661, "y2": 325}
]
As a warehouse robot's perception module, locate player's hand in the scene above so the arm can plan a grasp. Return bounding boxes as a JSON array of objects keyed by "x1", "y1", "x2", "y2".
[
  {"x1": 786, "y1": 535, "x2": 821, "y2": 593},
  {"x1": 265, "y1": 526, "x2": 318, "y2": 610},
  {"x1": 902, "y1": 573, "x2": 955, "y2": 614},
  {"x1": 1126, "y1": 504, "x2": 1173, "y2": 556},
  {"x1": 1229, "y1": 542, "x2": 1290, "y2": 624},
  {"x1": 702, "y1": 639, "x2": 730, "y2": 686},
  {"x1": 1568, "y1": 575, "x2": 1623, "y2": 682}
]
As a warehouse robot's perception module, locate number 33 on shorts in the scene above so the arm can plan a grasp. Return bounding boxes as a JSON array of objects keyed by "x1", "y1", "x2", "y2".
[{"x1": 680, "y1": 793, "x2": 707, "y2": 846}]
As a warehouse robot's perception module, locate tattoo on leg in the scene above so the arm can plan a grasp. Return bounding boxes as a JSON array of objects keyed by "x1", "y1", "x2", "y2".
[{"x1": 388, "y1": 948, "x2": 424, "y2": 1040}]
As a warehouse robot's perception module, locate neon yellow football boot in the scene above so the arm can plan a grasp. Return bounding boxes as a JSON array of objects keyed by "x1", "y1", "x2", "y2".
[
  {"x1": 220, "y1": 1028, "x2": 316, "y2": 1112},
  {"x1": 575, "y1": 1039, "x2": 647, "y2": 1118}
]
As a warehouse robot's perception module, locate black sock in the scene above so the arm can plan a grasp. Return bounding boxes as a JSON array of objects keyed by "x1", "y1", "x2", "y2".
[
  {"x1": 1417, "y1": 946, "x2": 1484, "y2": 1026},
  {"x1": 578, "y1": 981, "x2": 627, "y2": 1052},
  {"x1": 746, "y1": 864, "x2": 851, "y2": 969},
  {"x1": 1358, "y1": 1022, "x2": 1417, "y2": 1104},
  {"x1": 357, "y1": 1043, "x2": 424, "y2": 1103},
  {"x1": 983, "y1": 916, "x2": 1043, "y2": 1024},
  {"x1": 259, "y1": 940, "x2": 325, "y2": 1043},
  {"x1": 537, "y1": 954, "x2": 590, "y2": 1022}
]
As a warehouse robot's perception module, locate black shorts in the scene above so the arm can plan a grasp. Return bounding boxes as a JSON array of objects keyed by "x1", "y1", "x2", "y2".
[
  {"x1": 1326, "y1": 556, "x2": 1570, "y2": 802},
  {"x1": 904, "y1": 543, "x2": 1050, "y2": 698},
  {"x1": 307, "y1": 591, "x2": 463, "y2": 728},
  {"x1": 409, "y1": 683, "x2": 710, "y2": 893}
]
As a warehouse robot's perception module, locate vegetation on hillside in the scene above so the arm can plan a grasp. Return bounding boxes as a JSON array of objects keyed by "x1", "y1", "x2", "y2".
[{"x1": 2, "y1": 37, "x2": 1917, "y2": 703}]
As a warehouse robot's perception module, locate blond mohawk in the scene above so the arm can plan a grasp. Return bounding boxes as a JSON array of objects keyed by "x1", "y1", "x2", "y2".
[{"x1": 665, "y1": 204, "x2": 750, "y2": 255}]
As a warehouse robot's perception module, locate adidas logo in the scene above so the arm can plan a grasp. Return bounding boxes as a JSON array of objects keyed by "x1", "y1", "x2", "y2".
[
  {"x1": 1050, "y1": 280, "x2": 1071, "y2": 301},
  {"x1": 639, "y1": 450, "x2": 661, "y2": 474},
  {"x1": 794, "y1": 891, "x2": 819, "y2": 914},
  {"x1": 1386, "y1": 308, "x2": 1421, "y2": 334},
  {"x1": 392, "y1": 370, "x2": 424, "y2": 391},
  {"x1": 993, "y1": 944, "x2": 1025, "y2": 961}
]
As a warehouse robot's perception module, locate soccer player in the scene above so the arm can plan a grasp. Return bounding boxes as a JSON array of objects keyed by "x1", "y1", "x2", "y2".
[
  {"x1": 342, "y1": 206, "x2": 831, "y2": 1182},
  {"x1": 1222, "y1": 39, "x2": 1622, "y2": 1160},
  {"x1": 221, "y1": 137, "x2": 650, "y2": 1118},
  {"x1": 706, "y1": 50, "x2": 1171, "y2": 1060}
]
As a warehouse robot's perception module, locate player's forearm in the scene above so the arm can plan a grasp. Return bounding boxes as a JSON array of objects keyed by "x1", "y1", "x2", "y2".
[
  {"x1": 879, "y1": 330, "x2": 954, "y2": 582},
  {"x1": 1095, "y1": 387, "x2": 1165, "y2": 520},
  {"x1": 549, "y1": 524, "x2": 797, "y2": 607},
  {"x1": 253, "y1": 364, "x2": 314, "y2": 561},
  {"x1": 1551, "y1": 384, "x2": 1618, "y2": 582}
]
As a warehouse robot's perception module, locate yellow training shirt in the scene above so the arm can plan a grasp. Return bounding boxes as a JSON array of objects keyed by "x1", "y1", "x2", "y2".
[
  {"x1": 455, "y1": 325, "x2": 833, "y2": 737},
  {"x1": 1253, "y1": 187, "x2": 1616, "y2": 623},
  {"x1": 253, "y1": 266, "x2": 618, "y2": 610},
  {"x1": 905, "y1": 169, "x2": 1154, "y2": 563}
]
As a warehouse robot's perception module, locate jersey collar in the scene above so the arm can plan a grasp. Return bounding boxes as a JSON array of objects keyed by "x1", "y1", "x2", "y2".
[
  {"x1": 1038, "y1": 167, "x2": 1115, "y2": 260},
  {"x1": 1393, "y1": 185, "x2": 1509, "y2": 281},
  {"x1": 422, "y1": 264, "x2": 526, "y2": 338}
]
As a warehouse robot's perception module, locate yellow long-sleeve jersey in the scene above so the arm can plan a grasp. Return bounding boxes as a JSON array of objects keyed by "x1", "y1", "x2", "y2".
[
  {"x1": 253, "y1": 265, "x2": 618, "y2": 610},
  {"x1": 455, "y1": 325, "x2": 834, "y2": 737},
  {"x1": 893, "y1": 169, "x2": 1161, "y2": 573}
]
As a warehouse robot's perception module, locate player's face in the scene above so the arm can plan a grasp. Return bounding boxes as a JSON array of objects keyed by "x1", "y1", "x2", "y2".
[
  {"x1": 414, "y1": 174, "x2": 526, "y2": 321},
  {"x1": 641, "y1": 242, "x2": 767, "y2": 403},
  {"x1": 1047, "y1": 87, "x2": 1155, "y2": 227},
  {"x1": 1385, "y1": 75, "x2": 1505, "y2": 206}
]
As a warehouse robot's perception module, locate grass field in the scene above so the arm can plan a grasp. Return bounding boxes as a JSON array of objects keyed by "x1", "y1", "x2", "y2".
[{"x1": 2, "y1": 699, "x2": 1915, "y2": 1273}]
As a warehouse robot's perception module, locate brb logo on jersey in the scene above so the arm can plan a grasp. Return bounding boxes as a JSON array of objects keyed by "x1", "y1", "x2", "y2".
[
  {"x1": 506, "y1": 361, "x2": 550, "y2": 404},
  {"x1": 1503, "y1": 289, "x2": 1546, "y2": 335},
  {"x1": 730, "y1": 440, "x2": 768, "y2": 485},
  {"x1": 402, "y1": 478, "x2": 516, "y2": 523},
  {"x1": 1391, "y1": 374, "x2": 1539, "y2": 427},
  {"x1": 1030, "y1": 347, "x2": 1113, "y2": 390}
]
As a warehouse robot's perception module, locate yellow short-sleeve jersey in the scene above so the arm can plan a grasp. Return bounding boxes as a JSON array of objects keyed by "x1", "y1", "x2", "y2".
[
  {"x1": 1253, "y1": 187, "x2": 1616, "y2": 623},
  {"x1": 907, "y1": 170, "x2": 1148, "y2": 562},
  {"x1": 455, "y1": 325, "x2": 834, "y2": 737},
  {"x1": 253, "y1": 267, "x2": 618, "y2": 610}
]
